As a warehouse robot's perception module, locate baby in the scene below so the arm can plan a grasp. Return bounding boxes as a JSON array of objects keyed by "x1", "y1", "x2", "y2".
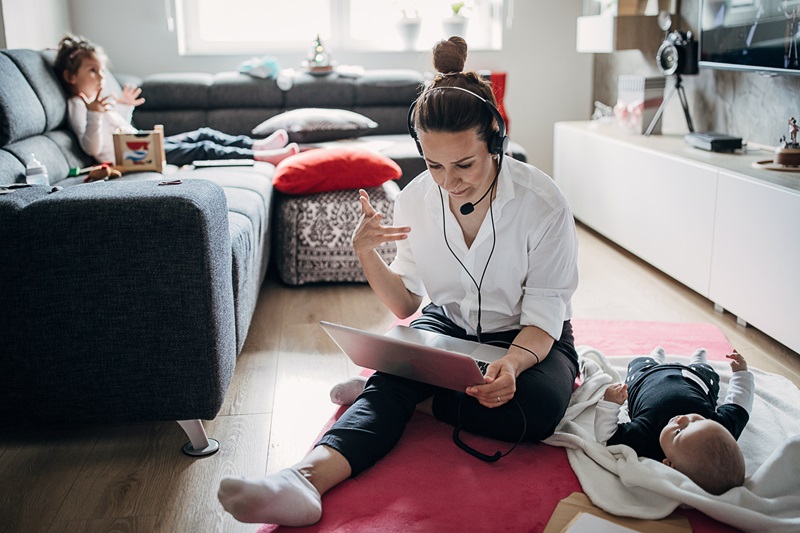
[{"x1": 594, "y1": 346, "x2": 754, "y2": 495}]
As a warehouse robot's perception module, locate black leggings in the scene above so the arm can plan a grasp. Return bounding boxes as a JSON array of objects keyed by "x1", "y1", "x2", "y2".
[{"x1": 317, "y1": 305, "x2": 579, "y2": 476}]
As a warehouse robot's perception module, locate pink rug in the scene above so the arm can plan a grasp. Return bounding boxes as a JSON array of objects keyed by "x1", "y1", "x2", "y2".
[{"x1": 259, "y1": 319, "x2": 738, "y2": 533}]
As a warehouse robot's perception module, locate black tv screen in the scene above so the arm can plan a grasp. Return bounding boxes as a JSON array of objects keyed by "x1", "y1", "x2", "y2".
[{"x1": 700, "y1": 0, "x2": 800, "y2": 76}]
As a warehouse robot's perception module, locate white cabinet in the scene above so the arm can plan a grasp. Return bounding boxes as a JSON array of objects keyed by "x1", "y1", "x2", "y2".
[
  {"x1": 554, "y1": 122, "x2": 717, "y2": 297},
  {"x1": 710, "y1": 172, "x2": 800, "y2": 355},
  {"x1": 554, "y1": 121, "x2": 800, "y2": 354}
]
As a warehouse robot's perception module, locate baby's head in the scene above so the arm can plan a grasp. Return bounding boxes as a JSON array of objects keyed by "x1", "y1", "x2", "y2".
[
  {"x1": 54, "y1": 34, "x2": 108, "y2": 98},
  {"x1": 660, "y1": 414, "x2": 745, "y2": 495}
]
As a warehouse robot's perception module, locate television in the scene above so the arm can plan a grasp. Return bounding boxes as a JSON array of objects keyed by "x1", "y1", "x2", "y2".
[{"x1": 699, "y1": 0, "x2": 800, "y2": 76}]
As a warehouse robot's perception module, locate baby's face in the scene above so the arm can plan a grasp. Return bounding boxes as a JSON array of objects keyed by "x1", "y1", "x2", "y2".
[{"x1": 659, "y1": 413, "x2": 713, "y2": 461}]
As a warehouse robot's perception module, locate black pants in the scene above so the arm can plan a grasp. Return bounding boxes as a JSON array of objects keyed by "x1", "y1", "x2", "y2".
[
  {"x1": 626, "y1": 357, "x2": 721, "y2": 401},
  {"x1": 164, "y1": 127, "x2": 256, "y2": 166},
  {"x1": 318, "y1": 305, "x2": 579, "y2": 476}
]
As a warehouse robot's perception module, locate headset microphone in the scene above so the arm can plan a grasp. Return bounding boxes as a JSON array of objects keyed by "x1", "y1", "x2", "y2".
[{"x1": 460, "y1": 172, "x2": 498, "y2": 215}]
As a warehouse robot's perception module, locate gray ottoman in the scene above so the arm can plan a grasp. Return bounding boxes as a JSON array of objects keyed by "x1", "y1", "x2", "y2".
[{"x1": 273, "y1": 181, "x2": 400, "y2": 285}]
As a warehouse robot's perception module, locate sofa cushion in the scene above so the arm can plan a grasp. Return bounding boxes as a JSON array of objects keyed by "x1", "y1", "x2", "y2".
[
  {"x1": 252, "y1": 108, "x2": 378, "y2": 143},
  {"x1": 138, "y1": 73, "x2": 213, "y2": 110},
  {"x1": 354, "y1": 69, "x2": 424, "y2": 106},
  {"x1": 209, "y1": 72, "x2": 284, "y2": 108},
  {"x1": 284, "y1": 71, "x2": 355, "y2": 108},
  {"x1": 4, "y1": 50, "x2": 67, "y2": 132},
  {"x1": 272, "y1": 147, "x2": 401, "y2": 195},
  {"x1": 0, "y1": 53, "x2": 47, "y2": 146}
]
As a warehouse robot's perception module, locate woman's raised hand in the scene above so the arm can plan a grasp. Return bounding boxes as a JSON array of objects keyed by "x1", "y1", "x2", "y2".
[{"x1": 351, "y1": 189, "x2": 410, "y2": 257}]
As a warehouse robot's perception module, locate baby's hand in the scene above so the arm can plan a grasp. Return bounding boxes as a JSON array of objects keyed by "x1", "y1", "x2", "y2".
[
  {"x1": 115, "y1": 83, "x2": 145, "y2": 107},
  {"x1": 727, "y1": 350, "x2": 748, "y2": 372},
  {"x1": 603, "y1": 383, "x2": 628, "y2": 404}
]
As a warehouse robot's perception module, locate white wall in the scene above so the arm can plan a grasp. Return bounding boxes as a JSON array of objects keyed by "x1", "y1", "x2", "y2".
[
  {"x1": 1, "y1": 0, "x2": 71, "y2": 50},
  {"x1": 51, "y1": 0, "x2": 591, "y2": 175}
]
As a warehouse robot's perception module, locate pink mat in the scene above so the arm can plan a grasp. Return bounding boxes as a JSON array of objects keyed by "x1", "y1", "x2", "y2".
[{"x1": 259, "y1": 320, "x2": 739, "y2": 533}]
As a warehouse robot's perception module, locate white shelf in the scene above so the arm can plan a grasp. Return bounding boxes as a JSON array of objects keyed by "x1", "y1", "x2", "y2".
[{"x1": 576, "y1": 14, "x2": 659, "y2": 53}]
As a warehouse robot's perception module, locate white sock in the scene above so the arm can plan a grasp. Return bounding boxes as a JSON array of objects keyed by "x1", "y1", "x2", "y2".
[
  {"x1": 650, "y1": 346, "x2": 666, "y2": 364},
  {"x1": 252, "y1": 128, "x2": 289, "y2": 150},
  {"x1": 217, "y1": 468, "x2": 322, "y2": 526},
  {"x1": 330, "y1": 375, "x2": 368, "y2": 406},
  {"x1": 253, "y1": 143, "x2": 298, "y2": 165},
  {"x1": 690, "y1": 348, "x2": 707, "y2": 365}
]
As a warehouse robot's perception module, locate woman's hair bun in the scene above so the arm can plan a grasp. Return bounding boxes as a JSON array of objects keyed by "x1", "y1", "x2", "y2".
[{"x1": 432, "y1": 36, "x2": 468, "y2": 74}]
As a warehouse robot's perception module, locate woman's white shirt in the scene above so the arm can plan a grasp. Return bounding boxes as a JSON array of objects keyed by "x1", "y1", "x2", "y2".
[{"x1": 389, "y1": 156, "x2": 579, "y2": 340}]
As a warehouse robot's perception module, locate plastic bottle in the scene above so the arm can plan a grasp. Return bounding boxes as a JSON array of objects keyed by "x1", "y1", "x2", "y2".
[{"x1": 26, "y1": 154, "x2": 50, "y2": 186}]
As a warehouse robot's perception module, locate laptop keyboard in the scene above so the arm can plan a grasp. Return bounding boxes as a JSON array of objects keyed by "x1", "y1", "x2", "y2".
[{"x1": 475, "y1": 360, "x2": 490, "y2": 375}]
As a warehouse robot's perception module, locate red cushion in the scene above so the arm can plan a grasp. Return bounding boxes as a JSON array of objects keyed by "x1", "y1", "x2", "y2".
[{"x1": 272, "y1": 148, "x2": 402, "y2": 195}]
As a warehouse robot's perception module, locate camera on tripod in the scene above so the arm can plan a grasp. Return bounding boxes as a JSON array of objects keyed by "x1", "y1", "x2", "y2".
[{"x1": 657, "y1": 30, "x2": 699, "y2": 77}]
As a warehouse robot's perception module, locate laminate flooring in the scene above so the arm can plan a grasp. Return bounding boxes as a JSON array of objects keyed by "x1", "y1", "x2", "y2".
[{"x1": 1, "y1": 223, "x2": 797, "y2": 533}]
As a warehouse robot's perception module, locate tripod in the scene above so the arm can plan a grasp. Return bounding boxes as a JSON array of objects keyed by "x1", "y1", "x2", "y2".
[{"x1": 645, "y1": 74, "x2": 695, "y2": 136}]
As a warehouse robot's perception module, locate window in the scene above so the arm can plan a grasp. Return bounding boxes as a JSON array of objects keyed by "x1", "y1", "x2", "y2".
[{"x1": 176, "y1": 0, "x2": 504, "y2": 55}]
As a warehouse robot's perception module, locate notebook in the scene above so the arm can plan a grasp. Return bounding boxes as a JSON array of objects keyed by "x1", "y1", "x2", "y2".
[{"x1": 320, "y1": 321, "x2": 508, "y2": 391}]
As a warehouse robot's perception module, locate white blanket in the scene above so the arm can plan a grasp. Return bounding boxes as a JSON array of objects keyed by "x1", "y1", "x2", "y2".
[{"x1": 543, "y1": 347, "x2": 800, "y2": 533}]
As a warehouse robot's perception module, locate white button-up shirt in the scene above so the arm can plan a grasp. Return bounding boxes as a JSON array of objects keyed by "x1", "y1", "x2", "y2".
[{"x1": 389, "y1": 156, "x2": 579, "y2": 340}]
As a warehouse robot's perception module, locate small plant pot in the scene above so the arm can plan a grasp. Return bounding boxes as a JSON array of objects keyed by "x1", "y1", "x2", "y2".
[
  {"x1": 442, "y1": 15, "x2": 468, "y2": 38},
  {"x1": 396, "y1": 17, "x2": 422, "y2": 51}
]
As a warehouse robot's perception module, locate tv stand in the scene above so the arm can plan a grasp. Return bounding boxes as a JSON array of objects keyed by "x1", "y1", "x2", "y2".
[{"x1": 554, "y1": 121, "x2": 800, "y2": 355}]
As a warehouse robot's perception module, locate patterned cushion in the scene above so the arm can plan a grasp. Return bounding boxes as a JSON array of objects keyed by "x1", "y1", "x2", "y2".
[{"x1": 273, "y1": 182, "x2": 399, "y2": 285}]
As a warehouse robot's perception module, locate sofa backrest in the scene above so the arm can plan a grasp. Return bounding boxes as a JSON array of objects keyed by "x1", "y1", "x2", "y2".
[
  {"x1": 133, "y1": 69, "x2": 426, "y2": 138},
  {"x1": 0, "y1": 49, "x2": 94, "y2": 185}
]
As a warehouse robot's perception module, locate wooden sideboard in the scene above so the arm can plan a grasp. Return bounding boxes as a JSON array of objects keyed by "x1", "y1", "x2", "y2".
[{"x1": 553, "y1": 121, "x2": 800, "y2": 354}]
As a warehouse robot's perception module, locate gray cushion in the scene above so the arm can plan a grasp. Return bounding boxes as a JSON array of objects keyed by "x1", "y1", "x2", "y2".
[
  {"x1": 0, "y1": 53, "x2": 46, "y2": 146},
  {"x1": 138, "y1": 73, "x2": 213, "y2": 110},
  {"x1": 284, "y1": 72, "x2": 355, "y2": 108},
  {"x1": 4, "y1": 50, "x2": 67, "y2": 132},
  {"x1": 209, "y1": 72, "x2": 284, "y2": 108},
  {"x1": 0, "y1": 149, "x2": 26, "y2": 185},
  {"x1": 354, "y1": 69, "x2": 424, "y2": 106},
  {"x1": 251, "y1": 108, "x2": 378, "y2": 143}
]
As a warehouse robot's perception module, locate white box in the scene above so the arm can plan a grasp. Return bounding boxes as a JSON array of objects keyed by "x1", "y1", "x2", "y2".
[{"x1": 614, "y1": 76, "x2": 665, "y2": 135}]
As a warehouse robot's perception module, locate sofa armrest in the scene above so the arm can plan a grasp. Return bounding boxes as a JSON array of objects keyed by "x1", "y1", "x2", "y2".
[{"x1": 1, "y1": 179, "x2": 236, "y2": 426}]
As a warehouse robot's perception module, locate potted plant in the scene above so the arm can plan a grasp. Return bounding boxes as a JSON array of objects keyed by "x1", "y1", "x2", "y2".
[
  {"x1": 442, "y1": 2, "x2": 469, "y2": 38},
  {"x1": 396, "y1": 8, "x2": 422, "y2": 51}
]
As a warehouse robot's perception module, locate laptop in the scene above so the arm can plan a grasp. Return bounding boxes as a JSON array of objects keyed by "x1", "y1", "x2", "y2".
[{"x1": 319, "y1": 321, "x2": 508, "y2": 391}]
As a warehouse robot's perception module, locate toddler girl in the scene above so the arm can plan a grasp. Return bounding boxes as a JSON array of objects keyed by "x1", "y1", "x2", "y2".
[{"x1": 54, "y1": 34, "x2": 298, "y2": 167}]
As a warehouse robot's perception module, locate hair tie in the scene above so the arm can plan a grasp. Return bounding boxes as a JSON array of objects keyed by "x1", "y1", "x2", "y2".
[{"x1": 68, "y1": 50, "x2": 80, "y2": 59}]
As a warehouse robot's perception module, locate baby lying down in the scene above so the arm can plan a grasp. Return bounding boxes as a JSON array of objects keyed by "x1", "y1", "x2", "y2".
[{"x1": 594, "y1": 347, "x2": 754, "y2": 495}]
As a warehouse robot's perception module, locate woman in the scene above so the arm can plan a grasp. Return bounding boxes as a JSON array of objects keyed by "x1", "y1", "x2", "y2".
[{"x1": 218, "y1": 36, "x2": 580, "y2": 527}]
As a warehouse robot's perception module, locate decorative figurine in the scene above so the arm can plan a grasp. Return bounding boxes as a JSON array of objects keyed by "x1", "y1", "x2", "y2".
[
  {"x1": 302, "y1": 34, "x2": 335, "y2": 75},
  {"x1": 774, "y1": 116, "x2": 800, "y2": 167}
]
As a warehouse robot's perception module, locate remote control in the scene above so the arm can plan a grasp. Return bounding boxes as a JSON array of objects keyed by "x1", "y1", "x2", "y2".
[{"x1": 192, "y1": 159, "x2": 255, "y2": 168}]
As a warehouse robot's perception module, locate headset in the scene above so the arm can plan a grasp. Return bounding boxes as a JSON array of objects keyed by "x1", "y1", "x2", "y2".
[
  {"x1": 407, "y1": 84, "x2": 528, "y2": 463},
  {"x1": 407, "y1": 85, "x2": 509, "y2": 157}
]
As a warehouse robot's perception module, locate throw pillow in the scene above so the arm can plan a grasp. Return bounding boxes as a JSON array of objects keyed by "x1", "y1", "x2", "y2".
[
  {"x1": 252, "y1": 108, "x2": 378, "y2": 143},
  {"x1": 272, "y1": 148, "x2": 401, "y2": 195}
]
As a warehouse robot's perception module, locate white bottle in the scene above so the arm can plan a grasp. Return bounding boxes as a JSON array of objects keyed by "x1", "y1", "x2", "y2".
[{"x1": 26, "y1": 154, "x2": 50, "y2": 186}]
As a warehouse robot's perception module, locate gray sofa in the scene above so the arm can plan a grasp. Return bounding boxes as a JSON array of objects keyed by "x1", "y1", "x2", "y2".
[{"x1": 0, "y1": 48, "x2": 527, "y2": 453}]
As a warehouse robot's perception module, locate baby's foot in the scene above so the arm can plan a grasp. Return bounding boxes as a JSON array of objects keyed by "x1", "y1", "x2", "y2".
[
  {"x1": 218, "y1": 468, "x2": 321, "y2": 526},
  {"x1": 649, "y1": 346, "x2": 666, "y2": 364},
  {"x1": 252, "y1": 128, "x2": 289, "y2": 150},
  {"x1": 330, "y1": 375, "x2": 368, "y2": 405},
  {"x1": 254, "y1": 143, "x2": 299, "y2": 165},
  {"x1": 690, "y1": 348, "x2": 707, "y2": 365}
]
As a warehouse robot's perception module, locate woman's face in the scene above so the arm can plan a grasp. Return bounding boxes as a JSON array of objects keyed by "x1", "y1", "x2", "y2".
[
  {"x1": 418, "y1": 127, "x2": 497, "y2": 208},
  {"x1": 65, "y1": 53, "x2": 105, "y2": 99}
]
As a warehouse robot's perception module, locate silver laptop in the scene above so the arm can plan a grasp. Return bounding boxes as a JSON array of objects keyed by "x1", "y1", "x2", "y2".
[{"x1": 320, "y1": 321, "x2": 508, "y2": 391}]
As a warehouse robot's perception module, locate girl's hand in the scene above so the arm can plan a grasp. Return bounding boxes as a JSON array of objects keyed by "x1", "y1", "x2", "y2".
[
  {"x1": 603, "y1": 383, "x2": 628, "y2": 404},
  {"x1": 79, "y1": 92, "x2": 112, "y2": 113},
  {"x1": 115, "y1": 83, "x2": 145, "y2": 107},
  {"x1": 351, "y1": 189, "x2": 410, "y2": 257},
  {"x1": 727, "y1": 350, "x2": 748, "y2": 372},
  {"x1": 466, "y1": 358, "x2": 517, "y2": 408}
]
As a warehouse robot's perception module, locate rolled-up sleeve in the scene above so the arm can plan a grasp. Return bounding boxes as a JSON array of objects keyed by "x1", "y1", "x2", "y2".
[{"x1": 520, "y1": 206, "x2": 579, "y2": 339}]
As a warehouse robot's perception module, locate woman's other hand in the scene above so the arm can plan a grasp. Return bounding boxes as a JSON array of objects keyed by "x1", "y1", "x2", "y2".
[
  {"x1": 466, "y1": 358, "x2": 517, "y2": 408},
  {"x1": 352, "y1": 189, "x2": 410, "y2": 257}
]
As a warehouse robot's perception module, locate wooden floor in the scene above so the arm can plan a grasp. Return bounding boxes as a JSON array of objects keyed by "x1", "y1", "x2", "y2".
[{"x1": 1, "y1": 223, "x2": 798, "y2": 533}]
